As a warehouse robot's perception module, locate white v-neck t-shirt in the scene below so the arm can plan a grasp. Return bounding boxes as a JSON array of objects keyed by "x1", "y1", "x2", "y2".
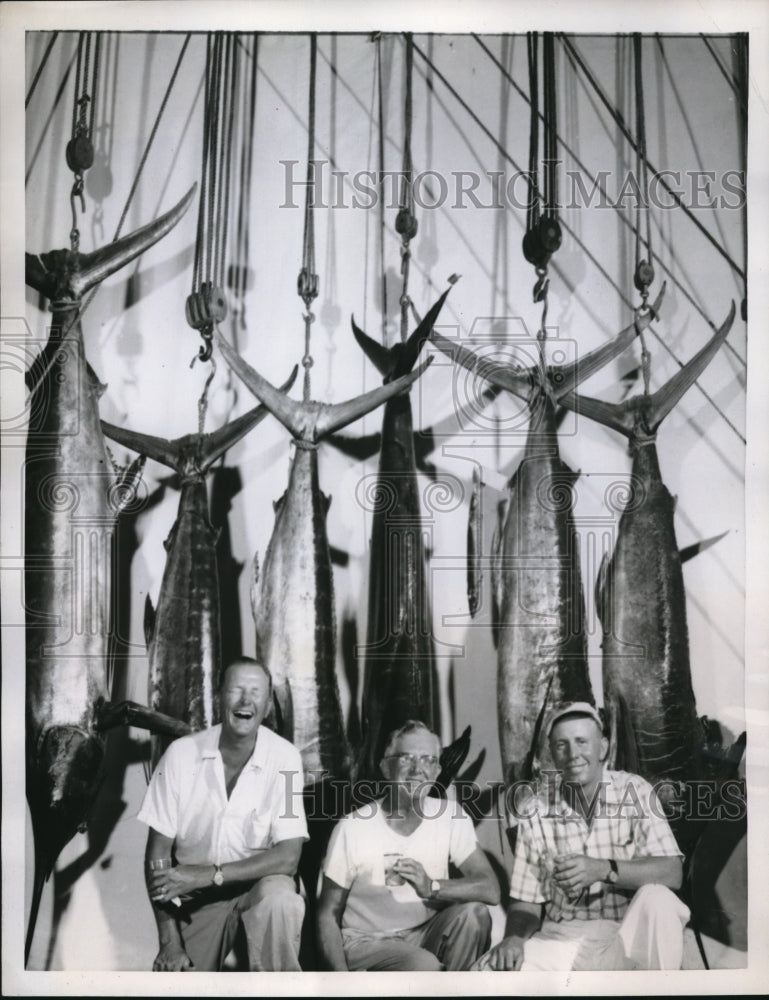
[{"x1": 323, "y1": 797, "x2": 477, "y2": 940}]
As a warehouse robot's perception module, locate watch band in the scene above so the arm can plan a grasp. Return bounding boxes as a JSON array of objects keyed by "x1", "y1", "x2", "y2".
[
  {"x1": 605, "y1": 859, "x2": 619, "y2": 884},
  {"x1": 430, "y1": 879, "x2": 441, "y2": 898},
  {"x1": 212, "y1": 864, "x2": 224, "y2": 886}
]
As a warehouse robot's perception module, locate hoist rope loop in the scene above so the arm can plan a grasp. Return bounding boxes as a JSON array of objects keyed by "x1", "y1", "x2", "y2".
[{"x1": 299, "y1": 33, "x2": 319, "y2": 403}]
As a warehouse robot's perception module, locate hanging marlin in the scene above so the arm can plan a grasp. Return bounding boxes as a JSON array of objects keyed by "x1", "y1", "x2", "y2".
[
  {"x1": 23, "y1": 186, "x2": 195, "y2": 963},
  {"x1": 215, "y1": 329, "x2": 432, "y2": 787},
  {"x1": 346, "y1": 288, "x2": 450, "y2": 782},
  {"x1": 430, "y1": 287, "x2": 665, "y2": 787},
  {"x1": 560, "y1": 302, "x2": 736, "y2": 814},
  {"x1": 100, "y1": 367, "x2": 297, "y2": 770}
]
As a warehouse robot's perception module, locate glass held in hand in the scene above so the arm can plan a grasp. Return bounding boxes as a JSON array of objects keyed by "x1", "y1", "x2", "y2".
[{"x1": 148, "y1": 857, "x2": 182, "y2": 907}]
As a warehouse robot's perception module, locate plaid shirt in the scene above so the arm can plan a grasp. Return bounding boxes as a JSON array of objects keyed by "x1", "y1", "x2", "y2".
[{"x1": 509, "y1": 769, "x2": 682, "y2": 922}]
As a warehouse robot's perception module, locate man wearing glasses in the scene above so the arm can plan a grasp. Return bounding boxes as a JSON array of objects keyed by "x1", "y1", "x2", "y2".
[{"x1": 316, "y1": 720, "x2": 499, "y2": 971}]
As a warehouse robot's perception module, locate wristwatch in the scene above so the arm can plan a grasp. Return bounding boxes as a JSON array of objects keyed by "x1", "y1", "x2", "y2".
[
  {"x1": 212, "y1": 864, "x2": 224, "y2": 887},
  {"x1": 604, "y1": 860, "x2": 619, "y2": 885},
  {"x1": 430, "y1": 879, "x2": 441, "y2": 898}
]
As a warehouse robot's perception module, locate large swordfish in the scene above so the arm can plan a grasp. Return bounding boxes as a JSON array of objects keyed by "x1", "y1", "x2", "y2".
[
  {"x1": 346, "y1": 288, "x2": 450, "y2": 782},
  {"x1": 101, "y1": 367, "x2": 296, "y2": 769},
  {"x1": 215, "y1": 331, "x2": 432, "y2": 787},
  {"x1": 560, "y1": 303, "x2": 736, "y2": 807},
  {"x1": 23, "y1": 187, "x2": 195, "y2": 963},
  {"x1": 431, "y1": 290, "x2": 665, "y2": 787}
]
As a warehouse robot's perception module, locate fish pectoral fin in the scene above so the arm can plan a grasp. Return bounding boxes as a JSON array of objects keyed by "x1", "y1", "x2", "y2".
[
  {"x1": 143, "y1": 594, "x2": 156, "y2": 648},
  {"x1": 594, "y1": 549, "x2": 611, "y2": 628},
  {"x1": 272, "y1": 682, "x2": 294, "y2": 741},
  {"x1": 96, "y1": 700, "x2": 192, "y2": 738},
  {"x1": 680, "y1": 530, "x2": 729, "y2": 564},
  {"x1": 86, "y1": 361, "x2": 108, "y2": 399},
  {"x1": 437, "y1": 725, "x2": 472, "y2": 787}
]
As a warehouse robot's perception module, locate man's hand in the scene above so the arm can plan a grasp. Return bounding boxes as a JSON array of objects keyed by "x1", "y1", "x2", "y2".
[
  {"x1": 149, "y1": 864, "x2": 213, "y2": 904},
  {"x1": 392, "y1": 857, "x2": 431, "y2": 898},
  {"x1": 477, "y1": 935, "x2": 526, "y2": 971},
  {"x1": 552, "y1": 853, "x2": 608, "y2": 898},
  {"x1": 153, "y1": 941, "x2": 193, "y2": 972}
]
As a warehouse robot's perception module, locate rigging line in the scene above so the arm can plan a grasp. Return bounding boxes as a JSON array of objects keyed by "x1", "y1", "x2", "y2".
[
  {"x1": 26, "y1": 31, "x2": 59, "y2": 108},
  {"x1": 475, "y1": 32, "x2": 745, "y2": 368},
  {"x1": 653, "y1": 35, "x2": 743, "y2": 294},
  {"x1": 194, "y1": 34, "x2": 212, "y2": 292},
  {"x1": 113, "y1": 34, "x2": 191, "y2": 244},
  {"x1": 219, "y1": 33, "x2": 238, "y2": 291},
  {"x1": 410, "y1": 39, "x2": 745, "y2": 444},
  {"x1": 299, "y1": 33, "x2": 319, "y2": 404},
  {"x1": 89, "y1": 33, "x2": 101, "y2": 138},
  {"x1": 377, "y1": 35, "x2": 388, "y2": 345},
  {"x1": 560, "y1": 34, "x2": 744, "y2": 281},
  {"x1": 474, "y1": 35, "x2": 746, "y2": 348},
  {"x1": 699, "y1": 34, "x2": 743, "y2": 106},
  {"x1": 25, "y1": 42, "x2": 77, "y2": 185},
  {"x1": 50, "y1": 32, "x2": 192, "y2": 361}
]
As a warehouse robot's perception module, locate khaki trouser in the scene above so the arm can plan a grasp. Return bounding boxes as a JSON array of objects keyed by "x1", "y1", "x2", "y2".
[
  {"x1": 474, "y1": 884, "x2": 690, "y2": 972},
  {"x1": 344, "y1": 902, "x2": 492, "y2": 972},
  {"x1": 177, "y1": 873, "x2": 304, "y2": 971}
]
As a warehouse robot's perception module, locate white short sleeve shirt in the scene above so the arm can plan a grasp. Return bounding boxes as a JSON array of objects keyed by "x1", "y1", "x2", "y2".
[
  {"x1": 323, "y1": 797, "x2": 479, "y2": 940},
  {"x1": 137, "y1": 724, "x2": 308, "y2": 865}
]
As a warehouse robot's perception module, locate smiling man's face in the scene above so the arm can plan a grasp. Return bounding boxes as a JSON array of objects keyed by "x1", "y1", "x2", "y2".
[
  {"x1": 220, "y1": 662, "x2": 272, "y2": 741},
  {"x1": 549, "y1": 714, "x2": 608, "y2": 792}
]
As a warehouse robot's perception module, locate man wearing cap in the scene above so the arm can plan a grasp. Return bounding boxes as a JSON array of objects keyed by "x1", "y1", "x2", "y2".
[
  {"x1": 475, "y1": 702, "x2": 690, "y2": 972},
  {"x1": 317, "y1": 720, "x2": 500, "y2": 971},
  {"x1": 138, "y1": 657, "x2": 308, "y2": 972}
]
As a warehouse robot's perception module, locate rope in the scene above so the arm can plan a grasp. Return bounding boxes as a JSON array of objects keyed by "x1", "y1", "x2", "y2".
[
  {"x1": 68, "y1": 31, "x2": 99, "y2": 252},
  {"x1": 377, "y1": 35, "x2": 389, "y2": 346},
  {"x1": 113, "y1": 34, "x2": 190, "y2": 243},
  {"x1": 26, "y1": 31, "x2": 59, "y2": 108},
  {"x1": 397, "y1": 33, "x2": 418, "y2": 343},
  {"x1": 195, "y1": 356, "x2": 217, "y2": 434},
  {"x1": 411, "y1": 37, "x2": 745, "y2": 444},
  {"x1": 560, "y1": 34, "x2": 744, "y2": 281},
  {"x1": 298, "y1": 33, "x2": 319, "y2": 403},
  {"x1": 76, "y1": 34, "x2": 190, "y2": 332},
  {"x1": 472, "y1": 34, "x2": 745, "y2": 369},
  {"x1": 633, "y1": 34, "x2": 654, "y2": 395}
]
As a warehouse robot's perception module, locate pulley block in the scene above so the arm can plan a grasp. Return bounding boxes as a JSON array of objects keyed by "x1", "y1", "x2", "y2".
[
  {"x1": 66, "y1": 133, "x2": 95, "y2": 174},
  {"x1": 185, "y1": 283, "x2": 228, "y2": 330}
]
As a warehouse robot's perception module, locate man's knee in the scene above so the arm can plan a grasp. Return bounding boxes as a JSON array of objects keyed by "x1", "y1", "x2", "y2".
[
  {"x1": 633, "y1": 883, "x2": 689, "y2": 923},
  {"x1": 406, "y1": 948, "x2": 443, "y2": 972},
  {"x1": 240, "y1": 877, "x2": 304, "y2": 928},
  {"x1": 447, "y1": 901, "x2": 492, "y2": 937}
]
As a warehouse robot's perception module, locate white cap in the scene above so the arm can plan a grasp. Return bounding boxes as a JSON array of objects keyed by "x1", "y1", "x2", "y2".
[{"x1": 546, "y1": 702, "x2": 603, "y2": 739}]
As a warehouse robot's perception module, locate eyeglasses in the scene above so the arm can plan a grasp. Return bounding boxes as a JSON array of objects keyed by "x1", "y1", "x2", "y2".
[{"x1": 385, "y1": 752, "x2": 440, "y2": 769}]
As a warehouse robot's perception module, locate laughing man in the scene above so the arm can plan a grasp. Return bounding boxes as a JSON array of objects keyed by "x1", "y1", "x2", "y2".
[{"x1": 137, "y1": 657, "x2": 308, "y2": 971}]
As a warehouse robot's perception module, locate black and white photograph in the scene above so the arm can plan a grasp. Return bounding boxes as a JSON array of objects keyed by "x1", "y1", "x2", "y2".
[{"x1": 2, "y1": 1, "x2": 767, "y2": 995}]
